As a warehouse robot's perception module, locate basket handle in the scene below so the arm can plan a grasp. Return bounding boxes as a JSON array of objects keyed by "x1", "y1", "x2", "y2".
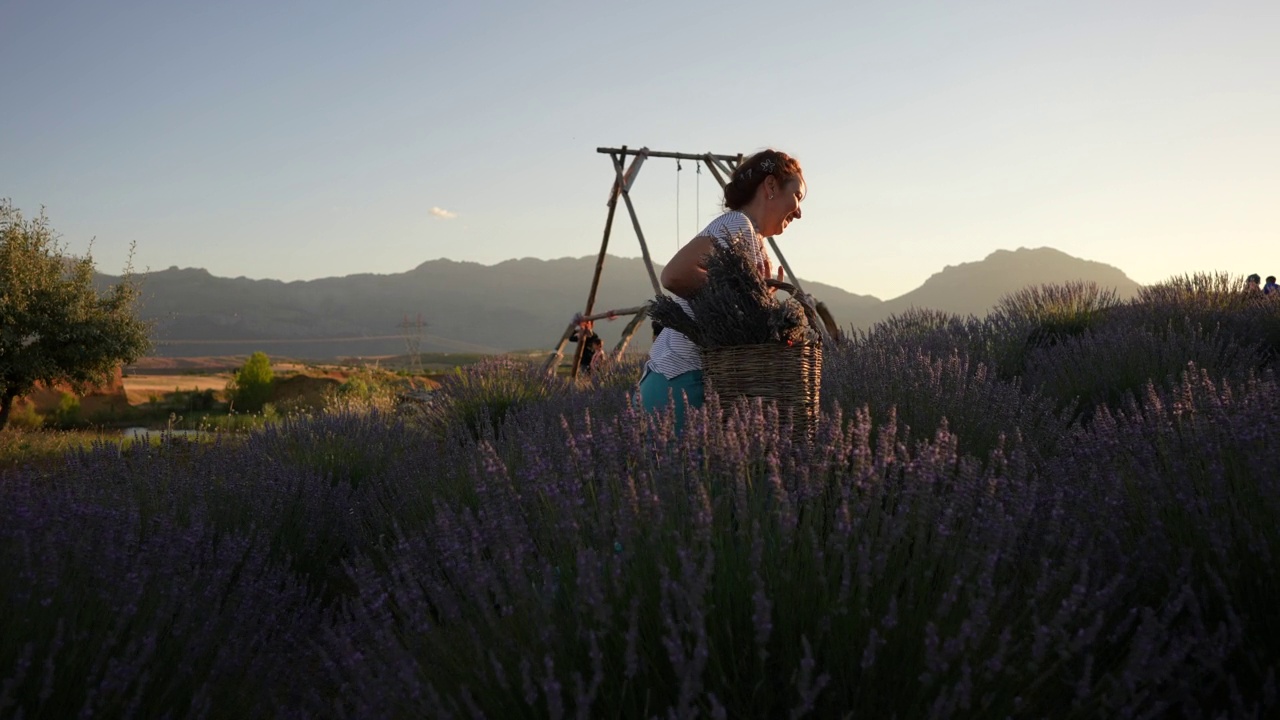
[{"x1": 767, "y1": 280, "x2": 834, "y2": 346}]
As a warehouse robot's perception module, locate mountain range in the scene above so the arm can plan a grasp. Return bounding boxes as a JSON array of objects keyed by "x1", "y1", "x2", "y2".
[{"x1": 96, "y1": 247, "x2": 1142, "y2": 359}]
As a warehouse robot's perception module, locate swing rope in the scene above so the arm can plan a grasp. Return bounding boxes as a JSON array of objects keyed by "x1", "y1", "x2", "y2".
[{"x1": 696, "y1": 161, "x2": 701, "y2": 229}]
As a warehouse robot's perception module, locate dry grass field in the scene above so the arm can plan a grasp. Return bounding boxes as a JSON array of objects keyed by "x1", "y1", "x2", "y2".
[
  {"x1": 121, "y1": 358, "x2": 354, "y2": 406},
  {"x1": 120, "y1": 373, "x2": 233, "y2": 405},
  {"x1": 114, "y1": 356, "x2": 455, "y2": 409},
  {"x1": 4, "y1": 354, "x2": 474, "y2": 430}
]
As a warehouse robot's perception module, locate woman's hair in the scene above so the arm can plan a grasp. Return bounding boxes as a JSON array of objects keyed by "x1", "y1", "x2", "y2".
[{"x1": 723, "y1": 149, "x2": 804, "y2": 211}]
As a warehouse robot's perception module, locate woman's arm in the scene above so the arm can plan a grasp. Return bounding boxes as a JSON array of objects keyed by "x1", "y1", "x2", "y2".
[{"x1": 660, "y1": 236, "x2": 715, "y2": 299}]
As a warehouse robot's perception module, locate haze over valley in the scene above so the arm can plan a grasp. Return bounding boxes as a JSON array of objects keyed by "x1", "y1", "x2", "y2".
[{"x1": 100, "y1": 246, "x2": 1142, "y2": 359}]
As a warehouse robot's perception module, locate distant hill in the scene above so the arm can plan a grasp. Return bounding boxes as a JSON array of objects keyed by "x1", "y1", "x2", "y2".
[
  {"x1": 881, "y1": 247, "x2": 1142, "y2": 318},
  {"x1": 96, "y1": 247, "x2": 1140, "y2": 359}
]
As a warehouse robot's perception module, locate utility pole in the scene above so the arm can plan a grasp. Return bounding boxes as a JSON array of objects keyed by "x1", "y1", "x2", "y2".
[{"x1": 398, "y1": 313, "x2": 427, "y2": 374}]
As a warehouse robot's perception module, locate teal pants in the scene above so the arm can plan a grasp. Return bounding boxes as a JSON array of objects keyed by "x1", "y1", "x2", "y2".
[{"x1": 637, "y1": 368, "x2": 705, "y2": 433}]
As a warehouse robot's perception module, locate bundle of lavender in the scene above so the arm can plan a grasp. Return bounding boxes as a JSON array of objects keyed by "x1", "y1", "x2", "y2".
[{"x1": 647, "y1": 239, "x2": 820, "y2": 348}]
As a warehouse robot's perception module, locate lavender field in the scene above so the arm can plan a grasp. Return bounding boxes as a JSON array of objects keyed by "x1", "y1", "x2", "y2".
[{"x1": 3, "y1": 276, "x2": 1279, "y2": 719}]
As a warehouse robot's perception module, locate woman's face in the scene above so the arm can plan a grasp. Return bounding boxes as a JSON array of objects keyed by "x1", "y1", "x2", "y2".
[{"x1": 762, "y1": 176, "x2": 805, "y2": 237}]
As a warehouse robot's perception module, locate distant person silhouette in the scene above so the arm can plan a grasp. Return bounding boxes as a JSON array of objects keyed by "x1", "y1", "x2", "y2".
[
  {"x1": 1264, "y1": 276, "x2": 1279, "y2": 296},
  {"x1": 569, "y1": 324, "x2": 603, "y2": 375},
  {"x1": 584, "y1": 334, "x2": 604, "y2": 373},
  {"x1": 1247, "y1": 274, "x2": 1263, "y2": 293}
]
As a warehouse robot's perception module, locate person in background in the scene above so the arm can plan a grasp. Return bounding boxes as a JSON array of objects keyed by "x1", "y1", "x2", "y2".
[
  {"x1": 569, "y1": 322, "x2": 603, "y2": 375},
  {"x1": 1246, "y1": 274, "x2": 1263, "y2": 293},
  {"x1": 637, "y1": 148, "x2": 806, "y2": 432},
  {"x1": 1264, "y1": 275, "x2": 1278, "y2": 296},
  {"x1": 583, "y1": 334, "x2": 604, "y2": 373}
]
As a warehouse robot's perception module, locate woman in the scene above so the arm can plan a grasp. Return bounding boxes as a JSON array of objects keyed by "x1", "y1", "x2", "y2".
[{"x1": 637, "y1": 148, "x2": 806, "y2": 430}]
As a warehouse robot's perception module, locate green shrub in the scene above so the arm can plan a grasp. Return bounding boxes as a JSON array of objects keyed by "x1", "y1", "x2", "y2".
[
  {"x1": 4, "y1": 402, "x2": 44, "y2": 431},
  {"x1": 186, "y1": 388, "x2": 218, "y2": 412},
  {"x1": 337, "y1": 375, "x2": 373, "y2": 400},
  {"x1": 228, "y1": 352, "x2": 274, "y2": 413},
  {"x1": 45, "y1": 392, "x2": 84, "y2": 430},
  {"x1": 322, "y1": 369, "x2": 406, "y2": 415}
]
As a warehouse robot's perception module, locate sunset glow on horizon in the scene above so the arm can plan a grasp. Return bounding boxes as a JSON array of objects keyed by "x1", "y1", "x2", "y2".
[{"x1": 2, "y1": 1, "x2": 1276, "y2": 300}]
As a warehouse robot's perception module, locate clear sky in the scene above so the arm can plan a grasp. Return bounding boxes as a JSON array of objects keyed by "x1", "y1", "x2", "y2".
[{"x1": 2, "y1": 0, "x2": 1276, "y2": 300}]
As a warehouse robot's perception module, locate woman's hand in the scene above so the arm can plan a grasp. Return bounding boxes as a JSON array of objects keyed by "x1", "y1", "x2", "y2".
[{"x1": 768, "y1": 266, "x2": 785, "y2": 295}]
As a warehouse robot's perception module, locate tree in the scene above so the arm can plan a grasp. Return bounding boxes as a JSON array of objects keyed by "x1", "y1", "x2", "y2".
[
  {"x1": 0, "y1": 200, "x2": 152, "y2": 429},
  {"x1": 228, "y1": 351, "x2": 274, "y2": 412}
]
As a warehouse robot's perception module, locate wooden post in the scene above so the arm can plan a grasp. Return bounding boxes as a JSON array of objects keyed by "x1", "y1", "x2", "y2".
[
  {"x1": 611, "y1": 152, "x2": 663, "y2": 297},
  {"x1": 543, "y1": 306, "x2": 648, "y2": 375},
  {"x1": 578, "y1": 306, "x2": 646, "y2": 322},
  {"x1": 708, "y1": 155, "x2": 738, "y2": 183},
  {"x1": 575, "y1": 148, "x2": 631, "y2": 379},
  {"x1": 702, "y1": 153, "x2": 729, "y2": 189},
  {"x1": 597, "y1": 148, "x2": 743, "y2": 164},
  {"x1": 611, "y1": 310, "x2": 649, "y2": 357},
  {"x1": 543, "y1": 319, "x2": 581, "y2": 374},
  {"x1": 621, "y1": 150, "x2": 647, "y2": 192}
]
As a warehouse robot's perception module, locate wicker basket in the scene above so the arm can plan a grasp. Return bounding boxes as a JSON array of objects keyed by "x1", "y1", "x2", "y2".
[{"x1": 701, "y1": 342, "x2": 822, "y2": 439}]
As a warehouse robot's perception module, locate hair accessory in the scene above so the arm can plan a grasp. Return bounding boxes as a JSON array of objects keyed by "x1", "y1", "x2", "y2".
[
  {"x1": 760, "y1": 158, "x2": 776, "y2": 173},
  {"x1": 743, "y1": 168, "x2": 753, "y2": 179}
]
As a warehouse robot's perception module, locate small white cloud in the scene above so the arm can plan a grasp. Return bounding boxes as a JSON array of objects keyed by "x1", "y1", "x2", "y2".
[{"x1": 430, "y1": 207, "x2": 457, "y2": 219}]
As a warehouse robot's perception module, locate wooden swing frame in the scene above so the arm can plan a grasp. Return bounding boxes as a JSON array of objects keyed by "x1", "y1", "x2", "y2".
[{"x1": 544, "y1": 145, "x2": 812, "y2": 377}]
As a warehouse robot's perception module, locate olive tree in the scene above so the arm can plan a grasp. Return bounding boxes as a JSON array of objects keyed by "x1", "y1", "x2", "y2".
[{"x1": 0, "y1": 200, "x2": 152, "y2": 429}]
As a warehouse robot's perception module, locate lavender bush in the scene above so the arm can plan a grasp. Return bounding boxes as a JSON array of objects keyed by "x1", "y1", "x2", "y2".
[
  {"x1": 991, "y1": 281, "x2": 1122, "y2": 336},
  {"x1": 1131, "y1": 273, "x2": 1280, "y2": 364},
  {"x1": 419, "y1": 356, "x2": 573, "y2": 441},
  {"x1": 986, "y1": 281, "x2": 1124, "y2": 378},
  {"x1": 1137, "y1": 272, "x2": 1260, "y2": 313},
  {"x1": 2, "y1": 279, "x2": 1278, "y2": 718},
  {"x1": 307, "y1": 395, "x2": 1271, "y2": 717},
  {"x1": 822, "y1": 340, "x2": 1067, "y2": 462},
  {"x1": 1, "y1": 446, "x2": 322, "y2": 717},
  {"x1": 1020, "y1": 318, "x2": 1263, "y2": 419},
  {"x1": 849, "y1": 307, "x2": 993, "y2": 362},
  {"x1": 1048, "y1": 365, "x2": 1280, "y2": 716}
]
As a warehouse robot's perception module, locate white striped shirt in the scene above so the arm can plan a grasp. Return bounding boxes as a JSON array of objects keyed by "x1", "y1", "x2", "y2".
[{"x1": 646, "y1": 211, "x2": 771, "y2": 379}]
